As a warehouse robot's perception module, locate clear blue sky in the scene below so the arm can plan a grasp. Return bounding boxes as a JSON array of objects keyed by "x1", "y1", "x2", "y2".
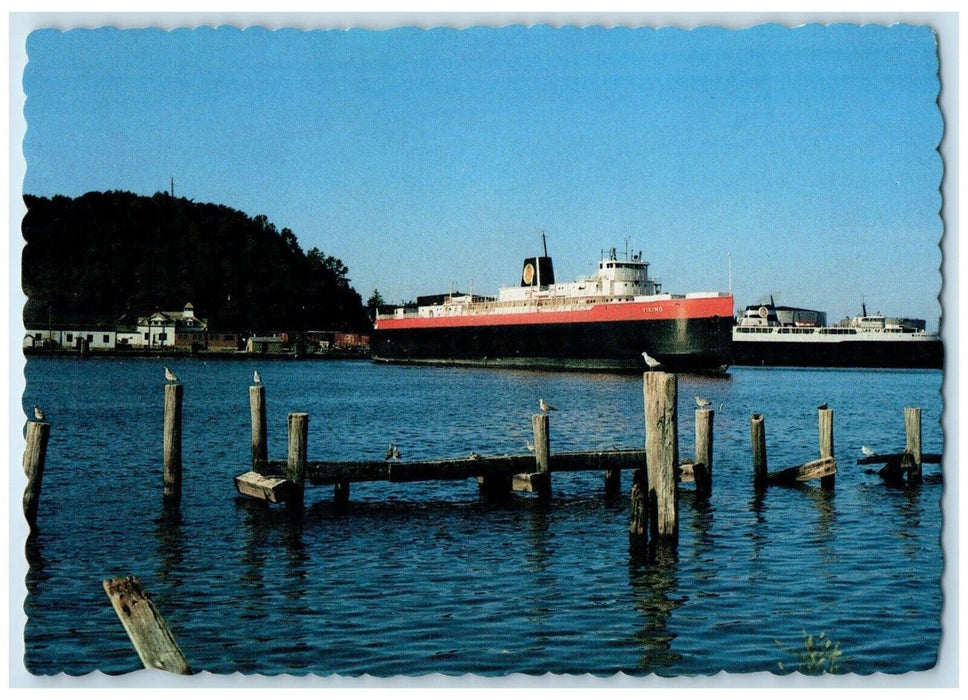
[{"x1": 20, "y1": 21, "x2": 944, "y2": 328}]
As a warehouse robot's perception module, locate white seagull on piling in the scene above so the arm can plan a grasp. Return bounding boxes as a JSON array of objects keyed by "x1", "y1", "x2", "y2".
[
  {"x1": 164, "y1": 366, "x2": 179, "y2": 384},
  {"x1": 642, "y1": 351, "x2": 662, "y2": 371},
  {"x1": 33, "y1": 405, "x2": 45, "y2": 421},
  {"x1": 525, "y1": 439, "x2": 535, "y2": 452},
  {"x1": 253, "y1": 370, "x2": 261, "y2": 385},
  {"x1": 695, "y1": 396, "x2": 711, "y2": 409},
  {"x1": 861, "y1": 445, "x2": 876, "y2": 457},
  {"x1": 539, "y1": 398, "x2": 557, "y2": 413}
]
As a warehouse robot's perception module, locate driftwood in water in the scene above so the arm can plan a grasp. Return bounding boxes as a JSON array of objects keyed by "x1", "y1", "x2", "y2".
[
  {"x1": 102, "y1": 576, "x2": 192, "y2": 675},
  {"x1": 765, "y1": 456, "x2": 837, "y2": 486}
]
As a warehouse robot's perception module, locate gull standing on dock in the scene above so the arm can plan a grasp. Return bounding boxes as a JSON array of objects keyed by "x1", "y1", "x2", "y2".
[
  {"x1": 253, "y1": 370, "x2": 261, "y2": 385},
  {"x1": 695, "y1": 396, "x2": 711, "y2": 409},
  {"x1": 385, "y1": 443, "x2": 395, "y2": 461},
  {"x1": 525, "y1": 439, "x2": 535, "y2": 452},
  {"x1": 539, "y1": 399, "x2": 557, "y2": 413},
  {"x1": 861, "y1": 445, "x2": 876, "y2": 457},
  {"x1": 164, "y1": 366, "x2": 179, "y2": 384},
  {"x1": 642, "y1": 351, "x2": 661, "y2": 371},
  {"x1": 818, "y1": 402, "x2": 828, "y2": 410},
  {"x1": 33, "y1": 405, "x2": 45, "y2": 421}
]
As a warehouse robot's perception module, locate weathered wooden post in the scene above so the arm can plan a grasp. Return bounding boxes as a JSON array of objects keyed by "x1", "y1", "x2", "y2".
[
  {"x1": 905, "y1": 407, "x2": 922, "y2": 482},
  {"x1": 694, "y1": 408, "x2": 714, "y2": 496},
  {"x1": 751, "y1": 413, "x2": 767, "y2": 488},
  {"x1": 604, "y1": 467, "x2": 621, "y2": 495},
  {"x1": 163, "y1": 384, "x2": 183, "y2": 504},
  {"x1": 334, "y1": 480, "x2": 350, "y2": 506},
  {"x1": 286, "y1": 412, "x2": 309, "y2": 506},
  {"x1": 103, "y1": 576, "x2": 192, "y2": 674},
  {"x1": 628, "y1": 468, "x2": 648, "y2": 545},
  {"x1": 249, "y1": 384, "x2": 268, "y2": 474},
  {"x1": 644, "y1": 372, "x2": 678, "y2": 543},
  {"x1": 532, "y1": 413, "x2": 551, "y2": 498},
  {"x1": 818, "y1": 407, "x2": 835, "y2": 490},
  {"x1": 23, "y1": 420, "x2": 51, "y2": 531}
]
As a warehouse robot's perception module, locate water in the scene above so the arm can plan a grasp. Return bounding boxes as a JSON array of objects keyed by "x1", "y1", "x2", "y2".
[{"x1": 18, "y1": 357, "x2": 945, "y2": 678}]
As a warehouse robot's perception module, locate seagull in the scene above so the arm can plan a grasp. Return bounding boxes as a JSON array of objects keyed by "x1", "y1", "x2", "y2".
[
  {"x1": 861, "y1": 445, "x2": 876, "y2": 457},
  {"x1": 253, "y1": 370, "x2": 261, "y2": 385},
  {"x1": 539, "y1": 398, "x2": 557, "y2": 413},
  {"x1": 818, "y1": 402, "x2": 828, "y2": 410},
  {"x1": 695, "y1": 396, "x2": 711, "y2": 409},
  {"x1": 385, "y1": 443, "x2": 395, "y2": 461},
  {"x1": 164, "y1": 366, "x2": 179, "y2": 384},
  {"x1": 33, "y1": 405, "x2": 45, "y2": 421},
  {"x1": 392, "y1": 445, "x2": 401, "y2": 460},
  {"x1": 525, "y1": 440, "x2": 535, "y2": 452},
  {"x1": 642, "y1": 351, "x2": 662, "y2": 370}
]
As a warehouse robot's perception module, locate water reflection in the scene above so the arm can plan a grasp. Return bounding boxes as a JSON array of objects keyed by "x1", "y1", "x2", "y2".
[
  {"x1": 628, "y1": 543, "x2": 684, "y2": 673},
  {"x1": 155, "y1": 501, "x2": 184, "y2": 588}
]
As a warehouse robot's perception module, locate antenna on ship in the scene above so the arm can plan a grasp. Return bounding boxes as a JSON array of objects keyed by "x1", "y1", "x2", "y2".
[
  {"x1": 541, "y1": 230, "x2": 548, "y2": 258},
  {"x1": 728, "y1": 252, "x2": 733, "y2": 294}
]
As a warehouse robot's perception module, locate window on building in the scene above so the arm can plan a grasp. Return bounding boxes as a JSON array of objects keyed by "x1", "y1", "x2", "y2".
[
  {"x1": 103, "y1": 335, "x2": 110, "y2": 343},
  {"x1": 66, "y1": 333, "x2": 73, "y2": 343}
]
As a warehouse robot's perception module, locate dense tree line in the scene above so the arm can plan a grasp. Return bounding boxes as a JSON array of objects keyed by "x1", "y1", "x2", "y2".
[{"x1": 22, "y1": 190, "x2": 370, "y2": 332}]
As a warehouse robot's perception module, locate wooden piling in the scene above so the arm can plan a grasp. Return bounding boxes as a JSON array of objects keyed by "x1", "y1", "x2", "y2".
[
  {"x1": 249, "y1": 385, "x2": 268, "y2": 474},
  {"x1": 644, "y1": 372, "x2": 678, "y2": 542},
  {"x1": 286, "y1": 412, "x2": 309, "y2": 505},
  {"x1": 103, "y1": 576, "x2": 192, "y2": 674},
  {"x1": 628, "y1": 468, "x2": 648, "y2": 543},
  {"x1": 905, "y1": 407, "x2": 922, "y2": 481},
  {"x1": 163, "y1": 384, "x2": 183, "y2": 504},
  {"x1": 751, "y1": 413, "x2": 767, "y2": 487},
  {"x1": 818, "y1": 407, "x2": 835, "y2": 490},
  {"x1": 531, "y1": 413, "x2": 551, "y2": 497},
  {"x1": 604, "y1": 468, "x2": 621, "y2": 495},
  {"x1": 694, "y1": 408, "x2": 714, "y2": 496},
  {"x1": 23, "y1": 420, "x2": 51, "y2": 531},
  {"x1": 334, "y1": 480, "x2": 350, "y2": 506}
]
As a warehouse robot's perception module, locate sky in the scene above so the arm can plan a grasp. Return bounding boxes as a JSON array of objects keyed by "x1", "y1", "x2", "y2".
[{"x1": 14, "y1": 16, "x2": 947, "y2": 329}]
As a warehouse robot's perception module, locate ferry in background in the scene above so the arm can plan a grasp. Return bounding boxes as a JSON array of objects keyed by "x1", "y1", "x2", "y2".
[
  {"x1": 731, "y1": 300, "x2": 943, "y2": 369},
  {"x1": 371, "y1": 237, "x2": 734, "y2": 373}
]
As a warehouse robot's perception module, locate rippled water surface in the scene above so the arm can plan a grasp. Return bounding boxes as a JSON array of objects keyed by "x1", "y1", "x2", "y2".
[{"x1": 19, "y1": 357, "x2": 945, "y2": 677}]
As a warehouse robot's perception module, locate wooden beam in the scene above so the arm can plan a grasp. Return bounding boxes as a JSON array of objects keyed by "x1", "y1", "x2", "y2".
[
  {"x1": 766, "y1": 456, "x2": 837, "y2": 486},
  {"x1": 102, "y1": 576, "x2": 192, "y2": 675},
  {"x1": 263, "y1": 449, "x2": 647, "y2": 485},
  {"x1": 234, "y1": 471, "x2": 295, "y2": 503}
]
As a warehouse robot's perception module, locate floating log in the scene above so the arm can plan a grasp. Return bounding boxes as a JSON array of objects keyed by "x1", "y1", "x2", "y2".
[
  {"x1": 163, "y1": 384, "x2": 183, "y2": 504},
  {"x1": 102, "y1": 576, "x2": 192, "y2": 675},
  {"x1": 765, "y1": 456, "x2": 837, "y2": 486},
  {"x1": 644, "y1": 371, "x2": 678, "y2": 542},
  {"x1": 23, "y1": 420, "x2": 51, "y2": 531},
  {"x1": 234, "y1": 471, "x2": 296, "y2": 503}
]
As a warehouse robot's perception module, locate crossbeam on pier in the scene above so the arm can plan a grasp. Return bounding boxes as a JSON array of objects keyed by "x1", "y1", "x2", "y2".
[{"x1": 257, "y1": 448, "x2": 646, "y2": 486}]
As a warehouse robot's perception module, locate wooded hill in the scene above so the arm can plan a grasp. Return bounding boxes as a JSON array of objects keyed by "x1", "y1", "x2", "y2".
[{"x1": 22, "y1": 191, "x2": 370, "y2": 333}]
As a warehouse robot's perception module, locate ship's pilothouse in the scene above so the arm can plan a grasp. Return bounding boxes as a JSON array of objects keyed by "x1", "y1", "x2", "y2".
[{"x1": 499, "y1": 247, "x2": 663, "y2": 303}]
